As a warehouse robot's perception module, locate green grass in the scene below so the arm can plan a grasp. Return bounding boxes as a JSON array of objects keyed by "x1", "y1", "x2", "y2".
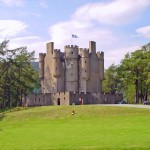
[{"x1": 0, "y1": 105, "x2": 150, "y2": 150}]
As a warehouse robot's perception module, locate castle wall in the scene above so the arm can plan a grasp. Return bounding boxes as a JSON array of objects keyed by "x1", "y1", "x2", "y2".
[
  {"x1": 69, "y1": 92, "x2": 123, "y2": 105},
  {"x1": 22, "y1": 92, "x2": 123, "y2": 106},
  {"x1": 22, "y1": 93, "x2": 51, "y2": 107},
  {"x1": 51, "y1": 92, "x2": 70, "y2": 105}
]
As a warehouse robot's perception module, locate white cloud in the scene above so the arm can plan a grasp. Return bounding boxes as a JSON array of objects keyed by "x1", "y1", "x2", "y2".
[
  {"x1": 48, "y1": 19, "x2": 117, "y2": 50},
  {"x1": 136, "y1": 26, "x2": 150, "y2": 38},
  {"x1": 0, "y1": 20, "x2": 28, "y2": 38},
  {"x1": 73, "y1": 0, "x2": 150, "y2": 25},
  {"x1": 5, "y1": 36, "x2": 46, "y2": 60},
  {"x1": 0, "y1": 0, "x2": 25, "y2": 6},
  {"x1": 47, "y1": 0, "x2": 150, "y2": 69},
  {"x1": 105, "y1": 45, "x2": 141, "y2": 68},
  {"x1": 39, "y1": 0, "x2": 48, "y2": 8},
  {"x1": 48, "y1": 0, "x2": 150, "y2": 49}
]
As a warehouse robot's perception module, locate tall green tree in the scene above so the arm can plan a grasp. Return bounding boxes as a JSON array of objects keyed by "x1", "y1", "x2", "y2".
[
  {"x1": 103, "y1": 43, "x2": 150, "y2": 103},
  {"x1": 118, "y1": 43, "x2": 150, "y2": 103},
  {"x1": 103, "y1": 64, "x2": 121, "y2": 93},
  {"x1": 0, "y1": 40, "x2": 40, "y2": 109}
]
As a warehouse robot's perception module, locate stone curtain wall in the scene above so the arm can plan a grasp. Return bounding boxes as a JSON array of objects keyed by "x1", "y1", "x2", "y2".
[
  {"x1": 22, "y1": 92, "x2": 123, "y2": 106},
  {"x1": 22, "y1": 93, "x2": 51, "y2": 107},
  {"x1": 69, "y1": 92, "x2": 123, "y2": 105}
]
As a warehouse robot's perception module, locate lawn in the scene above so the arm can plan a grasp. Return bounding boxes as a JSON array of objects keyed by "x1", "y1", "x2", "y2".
[{"x1": 0, "y1": 105, "x2": 150, "y2": 150}]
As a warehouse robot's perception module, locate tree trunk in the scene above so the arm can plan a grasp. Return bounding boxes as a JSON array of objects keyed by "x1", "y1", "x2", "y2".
[{"x1": 135, "y1": 79, "x2": 139, "y2": 103}]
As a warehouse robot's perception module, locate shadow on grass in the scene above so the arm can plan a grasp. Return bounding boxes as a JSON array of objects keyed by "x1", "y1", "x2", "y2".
[{"x1": 0, "y1": 113, "x2": 5, "y2": 121}]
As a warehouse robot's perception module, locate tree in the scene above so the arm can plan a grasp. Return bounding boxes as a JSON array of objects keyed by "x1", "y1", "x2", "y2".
[
  {"x1": 103, "y1": 43, "x2": 150, "y2": 103},
  {"x1": 103, "y1": 64, "x2": 120, "y2": 93},
  {"x1": 0, "y1": 40, "x2": 40, "y2": 109},
  {"x1": 118, "y1": 43, "x2": 150, "y2": 103}
]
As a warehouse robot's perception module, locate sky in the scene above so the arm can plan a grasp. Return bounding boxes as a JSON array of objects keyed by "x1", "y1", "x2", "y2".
[{"x1": 0, "y1": 0, "x2": 150, "y2": 68}]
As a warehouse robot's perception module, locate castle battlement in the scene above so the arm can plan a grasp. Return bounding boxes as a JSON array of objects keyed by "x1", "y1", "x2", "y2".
[
  {"x1": 97, "y1": 51, "x2": 104, "y2": 59},
  {"x1": 39, "y1": 53, "x2": 46, "y2": 61},
  {"x1": 65, "y1": 45, "x2": 78, "y2": 48},
  {"x1": 65, "y1": 45, "x2": 79, "y2": 59},
  {"x1": 79, "y1": 48, "x2": 89, "y2": 57},
  {"x1": 53, "y1": 49, "x2": 61, "y2": 58}
]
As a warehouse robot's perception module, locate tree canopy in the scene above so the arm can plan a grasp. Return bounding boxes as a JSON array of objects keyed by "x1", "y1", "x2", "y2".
[
  {"x1": 103, "y1": 43, "x2": 150, "y2": 103},
  {"x1": 0, "y1": 40, "x2": 40, "y2": 109}
]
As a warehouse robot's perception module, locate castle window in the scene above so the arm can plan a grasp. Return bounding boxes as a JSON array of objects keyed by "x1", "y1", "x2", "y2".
[
  {"x1": 64, "y1": 97, "x2": 65, "y2": 100},
  {"x1": 85, "y1": 61, "x2": 86, "y2": 63},
  {"x1": 85, "y1": 70, "x2": 86, "y2": 72},
  {"x1": 71, "y1": 52, "x2": 73, "y2": 54},
  {"x1": 39, "y1": 98, "x2": 40, "y2": 102}
]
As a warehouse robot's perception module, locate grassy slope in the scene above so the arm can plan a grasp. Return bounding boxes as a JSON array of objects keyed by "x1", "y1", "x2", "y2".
[{"x1": 0, "y1": 106, "x2": 150, "y2": 150}]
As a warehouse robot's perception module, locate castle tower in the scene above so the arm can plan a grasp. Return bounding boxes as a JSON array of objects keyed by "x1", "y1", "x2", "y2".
[
  {"x1": 80, "y1": 48, "x2": 90, "y2": 80},
  {"x1": 97, "y1": 51, "x2": 104, "y2": 80},
  {"x1": 46, "y1": 42, "x2": 54, "y2": 55},
  {"x1": 53, "y1": 49, "x2": 61, "y2": 78},
  {"x1": 39, "y1": 53, "x2": 45, "y2": 93},
  {"x1": 65, "y1": 45, "x2": 79, "y2": 92},
  {"x1": 89, "y1": 41, "x2": 96, "y2": 53},
  {"x1": 39, "y1": 53, "x2": 45, "y2": 79}
]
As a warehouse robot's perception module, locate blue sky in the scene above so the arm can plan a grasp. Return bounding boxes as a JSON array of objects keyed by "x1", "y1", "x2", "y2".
[{"x1": 0, "y1": 0, "x2": 150, "y2": 68}]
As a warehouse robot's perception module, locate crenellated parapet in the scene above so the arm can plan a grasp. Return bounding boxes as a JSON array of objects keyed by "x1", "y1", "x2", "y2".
[
  {"x1": 79, "y1": 48, "x2": 89, "y2": 58},
  {"x1": 65, "y1": 45, "x2": 79, "y2": 59},
  {"x1": 53, "y1": 49, "x2": 61, "y2": 58},
  {"x1": 39, "y1": 53, "x2": 46, "y2": 61},
  {"x1": 97, "y1": 51, "x2": 104, "y2": 60}
]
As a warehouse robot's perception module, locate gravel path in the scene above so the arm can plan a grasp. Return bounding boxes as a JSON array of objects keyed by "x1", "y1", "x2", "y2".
[{"x1": 98, "y1": 104, "x2": 150, "y2": 109}]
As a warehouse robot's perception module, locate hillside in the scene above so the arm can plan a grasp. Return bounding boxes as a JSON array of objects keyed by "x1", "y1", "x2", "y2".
[{"x1": 0, "y1": 105, "x2": 150, "y2": 150}]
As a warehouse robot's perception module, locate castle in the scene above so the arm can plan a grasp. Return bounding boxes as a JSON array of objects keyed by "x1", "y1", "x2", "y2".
[{"x1": 23, "y1": 41, "x2": 123, "y2": 106}]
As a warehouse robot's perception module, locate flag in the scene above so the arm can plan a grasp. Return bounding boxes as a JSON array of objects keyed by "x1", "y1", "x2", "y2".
[{"x1": 72, "y1": 34, "x2": 78, "y2": 38}]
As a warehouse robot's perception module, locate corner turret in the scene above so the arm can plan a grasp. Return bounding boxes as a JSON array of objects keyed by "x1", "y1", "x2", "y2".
[
  {"x1": 53, "y1": 49, "x2": 61, "y2": 78},
  {"x1": 39, "y1": 53, "x2": 45, "y2": 79},
  {"x1": 89, "y1": 41, "x2": 96, "y2": 54},
  {"x1": 46, "y1": 42, "x2": 54, "y2": 55},
  {"x1": 97, "y1": 51, "x2": 104, "y2": 80},
  {"x1": 80, "y1": 48, "x2": 90, "y2": 80}
]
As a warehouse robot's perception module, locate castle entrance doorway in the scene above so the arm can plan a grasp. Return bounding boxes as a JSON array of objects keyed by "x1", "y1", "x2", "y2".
[{"x1": 57, "y1": 98, "x2": 60, "y2": 105}]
